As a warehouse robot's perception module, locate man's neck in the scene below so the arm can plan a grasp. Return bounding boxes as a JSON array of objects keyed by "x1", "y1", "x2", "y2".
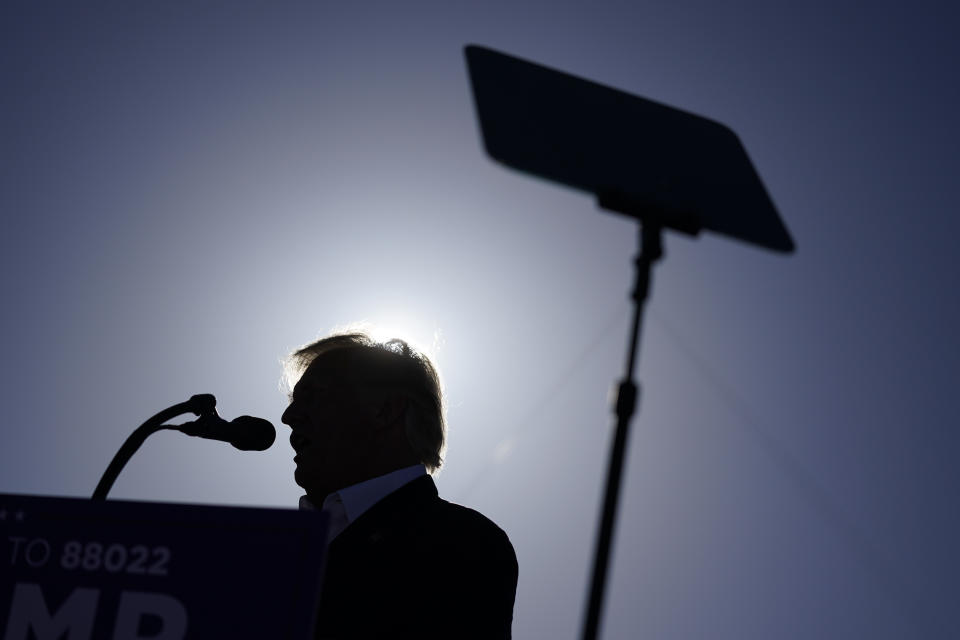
[
  {"x1": 301, "y1": 464, "x2": 428, "y2": 535},
  {"x1": 308, "y1": 457, "x2": 421, "y2": 506}
]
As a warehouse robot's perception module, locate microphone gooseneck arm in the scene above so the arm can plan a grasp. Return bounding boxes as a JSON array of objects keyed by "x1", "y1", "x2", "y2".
[{"x1": 92, "y1": 394, "x2": 217, "y2": 501}]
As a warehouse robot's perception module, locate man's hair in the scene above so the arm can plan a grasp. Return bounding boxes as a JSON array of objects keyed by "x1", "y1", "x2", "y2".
[{"x1": 284, "y1": 332, "x2": 446, "y2": 474}]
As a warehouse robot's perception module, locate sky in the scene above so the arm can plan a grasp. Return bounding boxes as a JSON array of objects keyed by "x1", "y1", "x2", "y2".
[{"x1": 2, "y1": 1, "x2": 959, "y2": 638}]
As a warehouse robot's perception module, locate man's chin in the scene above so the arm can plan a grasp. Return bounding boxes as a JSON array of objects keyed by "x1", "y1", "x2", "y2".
[
  {"x1": 293, "y1": 466, "x2": 307, "y2": 489},
  {"x1": 294, "y1": 467, "x2": 325, "y2": 497}
]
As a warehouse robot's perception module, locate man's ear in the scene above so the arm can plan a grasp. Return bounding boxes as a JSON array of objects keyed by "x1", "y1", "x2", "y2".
[{"x1": 373, "y1": 393, "x2": 409, "y2": 432}]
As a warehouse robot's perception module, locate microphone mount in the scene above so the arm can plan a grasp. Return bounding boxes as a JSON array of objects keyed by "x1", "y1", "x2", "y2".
[
  {"x1": 92, "y1": 394, "x2": 265, "y2": 500},
  {"x1": 172, "y1": 413, "x2": 277, "y2": 451}
]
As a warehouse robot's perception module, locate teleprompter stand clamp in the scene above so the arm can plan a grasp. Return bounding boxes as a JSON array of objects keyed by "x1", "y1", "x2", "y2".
[{"x1": 465, "y1": 45, "x2": 795, "y2": 640}]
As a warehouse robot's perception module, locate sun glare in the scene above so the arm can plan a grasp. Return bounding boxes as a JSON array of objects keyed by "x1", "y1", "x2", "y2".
[{"x1": 340, "y1": 315, "x2": 444, "y2": 364}]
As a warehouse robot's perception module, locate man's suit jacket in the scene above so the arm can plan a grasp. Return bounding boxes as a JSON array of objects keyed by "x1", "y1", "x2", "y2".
[{"x1": 315, "y1": 475, "x2": 518, "y2": 639}]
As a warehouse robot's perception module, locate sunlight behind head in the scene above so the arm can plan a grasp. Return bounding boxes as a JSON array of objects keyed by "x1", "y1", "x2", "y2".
[
  {"x1": 281, "y1": 318, "x2": 447, "y2": 474},
  {"x1": 281, "y1": 317, "x2": 444, "y2": 394}
]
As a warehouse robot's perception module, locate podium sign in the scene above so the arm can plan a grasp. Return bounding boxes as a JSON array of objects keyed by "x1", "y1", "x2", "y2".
[{"x1": 0, "y1": 493, "x2": 327, "y2": 639}]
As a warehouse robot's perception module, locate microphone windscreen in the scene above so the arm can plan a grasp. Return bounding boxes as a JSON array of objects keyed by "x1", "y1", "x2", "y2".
[{"x1": 230, "y1": 416, "x2": 276, "y2": 451}]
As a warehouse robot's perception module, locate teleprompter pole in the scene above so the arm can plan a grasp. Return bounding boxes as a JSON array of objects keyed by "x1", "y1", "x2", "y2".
[
  {"x1": 581, "y1": 221, "x2": 663, "y2": 640},
  {"x1": 464, "y1": 44, "x2": 795, "y2": 640}
]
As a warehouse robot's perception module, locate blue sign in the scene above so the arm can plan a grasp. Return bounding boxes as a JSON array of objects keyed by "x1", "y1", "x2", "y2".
[{"x1": 1, "y1": 493, "x2": 327, "y2": 639}]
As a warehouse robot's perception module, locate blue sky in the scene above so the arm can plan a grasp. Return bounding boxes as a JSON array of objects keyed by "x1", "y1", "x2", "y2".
[{"x1": 2, "y1": 2, "x2": 958, "y2": 638}]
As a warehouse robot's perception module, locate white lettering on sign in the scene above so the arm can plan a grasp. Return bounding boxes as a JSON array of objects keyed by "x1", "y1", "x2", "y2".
[
  {"x1": 59, "y1": 542, "x2": 170, "y2": 576},
  {"x1": 6, "y1": 539, "x2": 171, "y2": 576},
  {"x1": 113, "y1": 591, "x2": 188, "y2": 640},
  {"x1": 2, "y1": 584, "x2": 189, "y2": 640},
  {"x1": 6, "y1": 538, "x2": 51, "y2": 568},
  {"x1": 3, "y1": 583, "x2": 98, "y2": 640},
  {"x1": 7, "y1": 538, "x2": 26, "y2": 565},
  {"x1": 25, "y1": 540, "x2": 51, "y2": 568},
  {"x1": 102, "y1": 544, "x2": 127, "y2": 573}
]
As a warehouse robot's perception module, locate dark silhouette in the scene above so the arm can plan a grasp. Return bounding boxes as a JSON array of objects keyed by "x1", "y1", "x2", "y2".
[
  {"x1": 93, "y1": 394, "x2": 275, "y2": 500},
  {"x1": 282, "y1": 333, "x2": 518, "y2": 639},
  {"x1": 464, "y1": 45, "x2": 795, "y2": 640}
]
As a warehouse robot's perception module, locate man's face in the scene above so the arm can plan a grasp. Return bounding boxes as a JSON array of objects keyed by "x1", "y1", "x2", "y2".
[{"x1": 281, "y1": 351, "x2": 382, "y2": 501}]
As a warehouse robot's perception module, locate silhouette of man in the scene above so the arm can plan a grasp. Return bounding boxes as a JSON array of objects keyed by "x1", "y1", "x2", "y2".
[{"x1": 282, "y1": 332, "x2": 518, "y2": 639}]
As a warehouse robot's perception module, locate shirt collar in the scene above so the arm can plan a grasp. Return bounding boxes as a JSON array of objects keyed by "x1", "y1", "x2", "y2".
[
  {"x1": 335, "y1": 464, "x2": 427, "y2": 523},
  {"x1": 299, "y1": 463, "x2": 427, "y2": 524}
]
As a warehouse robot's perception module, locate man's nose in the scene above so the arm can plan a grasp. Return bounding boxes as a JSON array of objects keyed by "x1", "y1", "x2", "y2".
[{"x1": 281, "y1": 403, "x2": 297, "y2": 426}]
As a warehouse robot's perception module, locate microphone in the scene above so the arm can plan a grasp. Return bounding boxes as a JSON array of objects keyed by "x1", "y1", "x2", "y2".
[{"x1": 177, "y1": 412, "x2": 277, "y2": 451}]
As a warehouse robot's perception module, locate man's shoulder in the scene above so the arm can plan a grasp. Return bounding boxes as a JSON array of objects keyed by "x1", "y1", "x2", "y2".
[
  {"x1": 320, "y1": 474, "x2": 518, "y2": 639},
  {"x1": 429, "y1": 495, "x2": 513, "y2": 543},
  {"x1": 379, "y1": 475, "x2": 515, "y2": 558},
  {"x1": 406, "y1": 476, "x2": 509, "y2": 528}
]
